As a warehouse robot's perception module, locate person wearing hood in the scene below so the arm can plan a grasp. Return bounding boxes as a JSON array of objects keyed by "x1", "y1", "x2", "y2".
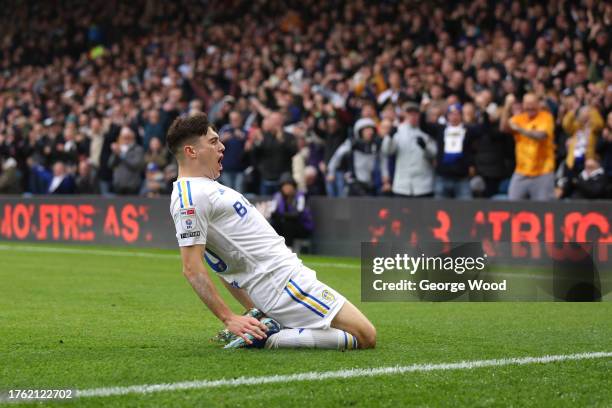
[
  {"x1": 381, "y1": 102, "x2": 437, "y2": 197},
  {"x1": 270, "y1": 173, "x2": 314, "y2": 248},
  {"x1": 326, "y1": 117, "x2": 388, "y2": 196}
]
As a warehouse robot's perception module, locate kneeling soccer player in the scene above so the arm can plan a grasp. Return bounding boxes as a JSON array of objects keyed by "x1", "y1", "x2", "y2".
[{"x1": 167, "y1": 113, "x2": 376, "y2": 350}]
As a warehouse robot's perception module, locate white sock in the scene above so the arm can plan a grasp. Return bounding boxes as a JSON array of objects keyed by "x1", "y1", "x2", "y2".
[{"x1": 265, "y1": 328, "x2": 358, "y2": 350}]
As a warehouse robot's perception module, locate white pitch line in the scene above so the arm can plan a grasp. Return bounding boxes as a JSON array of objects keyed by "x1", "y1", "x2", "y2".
[
  {"x1": 0, "y1": 244, "x2": 179, "y2": 260},
  {"x1": 6, "y1": 352, "x2": 605, "y2": 402},
  {"x1": 70, "y1": 351, "x2": 612, "y2": 399}
]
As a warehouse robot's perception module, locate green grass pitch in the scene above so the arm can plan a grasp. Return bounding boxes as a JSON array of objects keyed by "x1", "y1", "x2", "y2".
[{"x1": 1, "y1": 243, "x2": 611, "y2": 407}]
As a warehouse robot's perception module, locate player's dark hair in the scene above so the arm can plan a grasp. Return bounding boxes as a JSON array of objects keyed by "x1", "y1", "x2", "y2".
[{"x1": 166, "y1": 113, "x2": 210, "y2": 156}]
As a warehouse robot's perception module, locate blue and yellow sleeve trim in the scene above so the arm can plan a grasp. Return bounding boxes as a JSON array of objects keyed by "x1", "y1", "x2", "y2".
[{"x1": 177, "y1": 180, "x2": 194, "y2": 209}]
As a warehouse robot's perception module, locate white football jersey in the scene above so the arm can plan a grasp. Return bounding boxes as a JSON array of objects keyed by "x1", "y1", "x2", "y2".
[{"x1": 170, "y1": 177, "x2": 302, "y2": 309}]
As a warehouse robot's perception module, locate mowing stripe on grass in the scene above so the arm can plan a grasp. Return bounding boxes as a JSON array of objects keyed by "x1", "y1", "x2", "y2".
[
  {"x1": 0, "y1": 244, "x2": 357, "y2": 269},
  {"x1": 65, "y1": 352, "x2": 612, "y2": 400},
  {"x1": 6, "y1": 244, "x2": 610, "y2": 284},
  {"x1": 0, "y1": 244, "x2": 594, "y2": 280}
]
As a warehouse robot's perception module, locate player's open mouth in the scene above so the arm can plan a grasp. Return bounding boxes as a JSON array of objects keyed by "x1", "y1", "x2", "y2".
[{"x1": 218, "y1": 155, "x2": 223, "y2": 170}]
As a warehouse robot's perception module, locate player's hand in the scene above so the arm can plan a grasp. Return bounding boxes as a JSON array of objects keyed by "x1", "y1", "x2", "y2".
[{"x1": 224, "y1": 314, "x2": 268, "y2": 344}]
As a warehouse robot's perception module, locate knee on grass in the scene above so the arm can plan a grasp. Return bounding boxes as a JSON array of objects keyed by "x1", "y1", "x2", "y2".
[{"x1": 354, "y1": 324, "x2": 376, "y2": 349}]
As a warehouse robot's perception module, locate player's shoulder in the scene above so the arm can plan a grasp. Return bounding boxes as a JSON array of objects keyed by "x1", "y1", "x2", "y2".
[{"x1": 172, "y1": 178, "x2": 218, "y2": 211}]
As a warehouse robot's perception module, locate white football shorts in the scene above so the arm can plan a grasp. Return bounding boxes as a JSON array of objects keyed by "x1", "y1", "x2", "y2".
[{"x1": 263, "y1": 265, "x2": 346, "y2": 330}]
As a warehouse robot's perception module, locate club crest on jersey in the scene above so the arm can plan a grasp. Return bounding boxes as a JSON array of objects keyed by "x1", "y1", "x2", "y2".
[
  {"x1": 321, "y1": 289, "x2": 336, "y2": 303},
  {"x1": 180, "y1": 208, "x2": 197, "y2": 230}
]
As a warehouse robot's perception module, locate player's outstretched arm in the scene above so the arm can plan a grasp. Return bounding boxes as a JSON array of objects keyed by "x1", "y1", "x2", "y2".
[{"x1": 180, "y1": 244, "x2": 268, "y2": 344}]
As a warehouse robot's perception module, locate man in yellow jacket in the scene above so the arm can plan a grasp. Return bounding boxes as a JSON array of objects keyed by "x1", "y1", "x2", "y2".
[{"x1": 500, "y1": 93, "x2": 555, "y2": 201}]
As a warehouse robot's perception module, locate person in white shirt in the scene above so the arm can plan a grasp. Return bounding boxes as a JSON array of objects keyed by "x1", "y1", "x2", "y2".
[
  {"x1": 167, "y1": 113, "x2": 375, "y2": 350},
  {"x1": 381, "y1": 102, "x2": 437, "y2": 197}
]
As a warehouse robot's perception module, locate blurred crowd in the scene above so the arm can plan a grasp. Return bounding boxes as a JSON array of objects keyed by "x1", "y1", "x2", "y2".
[{"x1": 0, "y1": 0, "x2": 611, "y2": 200}]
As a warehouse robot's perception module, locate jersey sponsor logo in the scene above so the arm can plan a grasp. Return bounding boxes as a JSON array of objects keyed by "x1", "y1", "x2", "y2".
[
  {"x1": 180, "y1": 208, "x2": 196, "y2": 216},
  {"x1": 180, "y1": 231, "x2": 201, "y2": 239},
  {"x1": 180, "y1": 207, "x2": 197, "y2": 230}
]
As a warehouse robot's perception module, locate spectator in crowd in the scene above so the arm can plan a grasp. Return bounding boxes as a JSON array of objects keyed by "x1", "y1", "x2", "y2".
[
  {"x1": 251, "y1": 112, "x2": 297, "y2": 195},
  {"x1": 48, "y1": 161, "x2": 76, "y2": 194},
  {"x1": 501, "y1": 93, "x2": 556, "y2": 201},
  {"x1": 381, "y1": 102, "x2": 437, "y2": 198},
  {"x1": 108, "y1": 126, "x2": 145, "y2": 195},
  {"x1": 327, "y1": 118, "x2": 387, "y2": 196},
  {"x1": 303, "y1": 165, "x2": 325, "y2": 196},
  {"x1": 27, "y1": 157, "x2": 50, "y2": 194},
  {"x1": 0, "y1": 0, "x2": 610, "y2": 203},
  {"x1": 289, "y1": 120, "x2": 325, "y2": 194},
  {"x1": 291, "y1": 127, "x2": 311, "y2": 192},
  {"x1": 562, "y1": 105, "x2": 604, "y2": 174},
  {"x1": 462, "y1": 103, "x2": 477, "y2": 126},
  {"x1": 377, "y1": 70, "x2": 406, "y2": 109},
  {"x1": 140, "y1": 163, "x2": 166, "y2": 197},
  {"x1": 75, "y1": 159, "x2": 100, "y2": 194},
  {"x1": 559, "y1": 158, "x2": 610, "y2": 199},
  {"x1": 218, "y1": 111, "x2": 247, "y2": 192},
  {"x1": 270, "y1": 173, "x2": 314, "y2": 248},
  {"x1": 0, "y1": 158, "x2": 21, "y2": 194},
  {"x1": 472, "y1": 93, "x2": 515, "y2": 198},
  {"x1": 144, "y1": 137, "x2": 169, "y2": 170},
  {"x1": 423, "y1": 103, "x2": 477, "y2": 199},
  {"x1": 597, "y1": 112, "x2": 612, "y2": 177},
  {"x1": 143, "y1": 110, "x2": 165, "y2": 150},
  {"x1": 85, "y1": 116, "x2": 105, "y2": 169},
  {"x1": 318, "y1": 115, "x2": 348, "y2": 197},
  {"x1": 98, "y1": 120, "x2": 122, "y2": 195}
]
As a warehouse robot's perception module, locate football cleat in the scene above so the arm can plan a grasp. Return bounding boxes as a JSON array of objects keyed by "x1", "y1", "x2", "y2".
[
  {"x1": 210, "y1": 308, "x2": 265, "y2": 344},
  {"x1": 223, "y1": 317, "x2": 281, "y2": 349}
]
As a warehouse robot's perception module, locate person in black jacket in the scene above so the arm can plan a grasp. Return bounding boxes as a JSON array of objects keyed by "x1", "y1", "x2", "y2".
[
  {"x1": 597, "y1": 112, "x2": 612, "y2": 178},
  {"x1": 472, "y1": 111, "x2": 515, "y2": 198},
  {"x1": 75, "y1": 159, "x2": 100, "y2": 194},
  {"x1": 251, "y1": 112, "x2": 298, "y2": 195},
  {"x1": 422, "y1": 103, "x2": 477, "y2": 199},
  {"x1": 561, "y1": 158, "x2": 610, "y2": 200},
  {"x1": 316, "y1": 114, "x2": 348, "y2": 197}
]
